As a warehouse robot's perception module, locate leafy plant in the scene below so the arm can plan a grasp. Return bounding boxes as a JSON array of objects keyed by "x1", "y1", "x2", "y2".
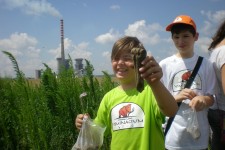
[{"x1": 0, "y1": 51, "x2": 115, "y2": 149}]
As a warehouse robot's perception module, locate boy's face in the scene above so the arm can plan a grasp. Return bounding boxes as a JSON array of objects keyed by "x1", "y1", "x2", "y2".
[
  {"x1": 111, "y1": 51, "x2": 136, "y2": 84},
  {"x1": 172, "y1": 30, "x2": 198, "y2": 58}
]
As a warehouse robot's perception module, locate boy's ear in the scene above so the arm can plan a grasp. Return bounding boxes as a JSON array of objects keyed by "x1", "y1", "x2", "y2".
[{"x1": 195, "y1": 32, "x2": 199, "y2": 41}]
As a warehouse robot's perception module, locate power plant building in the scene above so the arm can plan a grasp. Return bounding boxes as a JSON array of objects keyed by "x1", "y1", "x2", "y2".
[
  {"x1": 56, "y1": 19, "x2": 67, "y2": 74},
  {"x1": 56, "y1": 19, "x2": 84, "y2": 75},
  {"x1": 35, "y1": 69, "x2": 41, "y2": 79},
  {"x1": 75, "y1": 58, "x2": 84, "y2": 76},
  {"x1": 33, "y1": 19, "x2": 84, "y2": 78}
]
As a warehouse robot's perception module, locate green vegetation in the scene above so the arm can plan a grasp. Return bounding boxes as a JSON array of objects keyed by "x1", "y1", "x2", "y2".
[{"x1": 0, "y1": 51, "x2": 117, "y2": 149}]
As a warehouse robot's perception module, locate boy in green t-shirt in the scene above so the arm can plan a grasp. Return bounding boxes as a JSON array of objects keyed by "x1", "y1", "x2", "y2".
[{"x1": 75, "y1": 36, "x2": 178, "y2": 150}]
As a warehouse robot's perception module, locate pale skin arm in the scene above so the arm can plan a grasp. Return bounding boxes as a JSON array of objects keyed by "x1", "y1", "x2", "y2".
[
  {"x1": 174, "y1": 88, "x2": 214, "y2": 111},
  {"x1": 139, "y1": 55, "x2": 178, "y2": 117},
  {"x1": 189, "y1": 95, "x2": 214, "y2": 111},
  {"x1": 221, "y1": 64, "x2": 225, "y2": 94}
]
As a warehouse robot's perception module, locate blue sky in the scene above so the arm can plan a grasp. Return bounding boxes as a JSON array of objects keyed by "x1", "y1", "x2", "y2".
[{"x1": 0, "y1": 0, "x2": 225, "y2": 78}]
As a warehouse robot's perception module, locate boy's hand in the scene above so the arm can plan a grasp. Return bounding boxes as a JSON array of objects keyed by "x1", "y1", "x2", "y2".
[
  {"x1": 75, "y1": 114, "x2": 87, "y2": 130},
  {"x1": 139, "y1": 55, "x2": 162, "y2": 83},
  {"x1": 189, "y1": 96, "x2": 207, "y2": 111},
  {"x1": 174, "y1": 88, "x2": 197, "y2": 103}
]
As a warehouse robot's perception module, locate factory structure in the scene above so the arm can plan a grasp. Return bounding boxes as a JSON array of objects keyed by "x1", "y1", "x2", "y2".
[
  {"x1": 56, "y1": 19, "x2": 69, "y2": 73},
  {"x1": 35, "y1": 19, "x2": 84, "y2": 79}
]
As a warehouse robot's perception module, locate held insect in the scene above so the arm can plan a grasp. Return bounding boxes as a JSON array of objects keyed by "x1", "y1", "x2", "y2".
[{"x1": 131, "y1": 47, "x2": 147, "y2": 92}]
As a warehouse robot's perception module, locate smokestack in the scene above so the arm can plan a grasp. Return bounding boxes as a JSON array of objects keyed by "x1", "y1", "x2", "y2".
[{"x1": 60, "y1": 19, "x2": 65, "y2": 63}]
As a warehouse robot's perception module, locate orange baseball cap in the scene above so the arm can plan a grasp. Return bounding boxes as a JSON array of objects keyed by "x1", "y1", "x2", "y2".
[{"x1": 166, "y1": 15, "x2": 196, "y2": 32}]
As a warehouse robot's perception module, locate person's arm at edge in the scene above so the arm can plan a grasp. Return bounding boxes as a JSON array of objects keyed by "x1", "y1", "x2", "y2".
[{"x1": 221, "y1": 64, "x2": 225, "y2": 94}]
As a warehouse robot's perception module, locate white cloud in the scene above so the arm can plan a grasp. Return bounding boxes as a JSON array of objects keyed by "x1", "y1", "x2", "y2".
[
  {"x1": 196, "y1": 36, "x2": 212, "y2": 54},
  {"x1": 82, "y1": 3, "x2": 87, "y2": 7},
  {"x1": 95, "y1": 20, "x2": 164, "y2": 47},
  {"x1": 0, "y1": 32, "x2": 38, "y2": 56},
  {"x1": 0, "y1": 32, "x2": 41, "y2": 77},
  {"x1": 110, "y1": 5, "x2": 120, "y2": 10},
  {"x1": 200, "y1": 20, "x2": 213, "y2": 36},
  {"x1": 69, "y1": 42, "x2": 92, "y2": 60},
  {"x1": 102, "y1": 51, "x2": 111, "y2": 59},
  {"x1": 1, "y1": 0, "x2": 62, "y2": 17},
  {"x1": 95, "y1": 29, "x2": 121, "y2": 44},
  {"x1": 201, "y1": 10, "x2": 225, "y2": 24},
  {"x1": 96, "y1": 51, "x2": 112, "y2": 74},
  {"x1": 124, "y1": 20, "x2": 163, "y2": 45},
  {"x1": 194, "y1": 10, "x2": 225, "y2": 55}
]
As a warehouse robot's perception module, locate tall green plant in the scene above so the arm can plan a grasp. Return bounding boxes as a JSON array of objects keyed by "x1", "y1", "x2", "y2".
[
  {"x1": 1, "y1": 51, "x2": 41, "y2": 149},
  {"x1": 2, "y1": 51, "x2": 25, "y2": 83},
  {"x1": 0, "y1": 51, "x2": 115, "y2": 149}
]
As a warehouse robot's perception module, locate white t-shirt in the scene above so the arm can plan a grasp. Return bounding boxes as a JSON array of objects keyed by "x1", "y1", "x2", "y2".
[
  {"x1": 160, "y1": 53, "x2": 217, "y2": 150},
  {"x1": 209, "y1": 45, "x2": 225, "y2": 111}
]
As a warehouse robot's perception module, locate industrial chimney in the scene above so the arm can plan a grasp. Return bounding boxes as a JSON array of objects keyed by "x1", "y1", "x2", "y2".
[
  {"x1": 60, "y1": 19, "x2": 65, "y2": 63},
  {"x1": 57, "y1": 19, "x2": 67, "y2": 73}
]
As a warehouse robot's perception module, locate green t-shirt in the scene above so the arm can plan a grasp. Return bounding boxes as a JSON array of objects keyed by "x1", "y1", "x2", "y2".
[{"x1": 95, "y1": 84, "x2": 165, "y2": 150}]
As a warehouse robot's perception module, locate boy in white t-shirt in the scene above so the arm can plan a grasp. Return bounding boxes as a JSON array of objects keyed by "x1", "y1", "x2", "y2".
[{"x1": 160, "y1": 15, "x2": 217, "y2": 150}]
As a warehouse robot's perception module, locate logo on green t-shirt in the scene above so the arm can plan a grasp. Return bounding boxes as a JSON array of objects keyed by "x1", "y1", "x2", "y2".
[{"x1": 111, "y1": 102, "x2": 144, "y2": 131}]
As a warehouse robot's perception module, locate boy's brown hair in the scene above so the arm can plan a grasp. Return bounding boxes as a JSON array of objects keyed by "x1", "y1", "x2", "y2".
[
  {"x1": 171, "y1": 24, "x2": 196, "y2": 36},
  {"x1": 111, "y1": 36, "x2": 145, "y2": 61}
]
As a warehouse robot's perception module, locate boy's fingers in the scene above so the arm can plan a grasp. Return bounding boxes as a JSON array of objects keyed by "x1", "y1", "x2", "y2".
[{"x1": 75, "y1": 114, "x2": 85, "y2": 129}]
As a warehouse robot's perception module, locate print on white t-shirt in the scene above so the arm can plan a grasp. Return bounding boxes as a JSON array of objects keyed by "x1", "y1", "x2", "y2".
[{"x1": 172, "y1": 69, "x2": 202, "y2": 92}]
